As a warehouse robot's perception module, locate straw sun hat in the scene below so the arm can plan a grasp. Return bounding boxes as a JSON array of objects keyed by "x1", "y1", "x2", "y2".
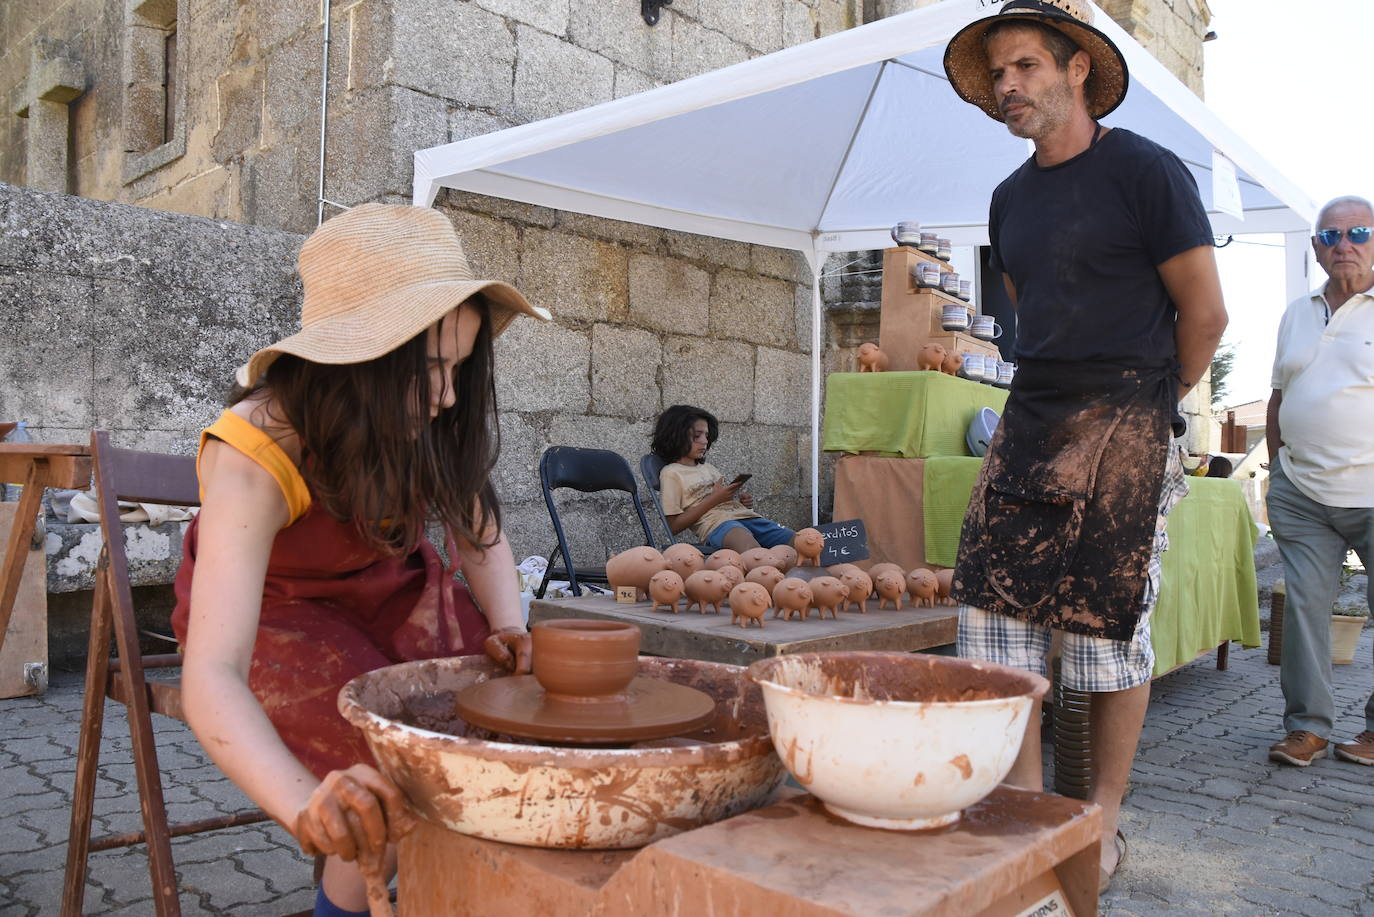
[
  {"x1": 943, "y1": 0, "x2": 1128, "y2": 122},
  {"x1": 236, "y1": 204, "x2": 551, "y2": 388}
]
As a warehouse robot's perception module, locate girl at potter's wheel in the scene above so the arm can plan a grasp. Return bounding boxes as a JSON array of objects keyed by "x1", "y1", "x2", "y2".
[{"x1": 172, "y1": 204, "x2": 548, "y2": 916}]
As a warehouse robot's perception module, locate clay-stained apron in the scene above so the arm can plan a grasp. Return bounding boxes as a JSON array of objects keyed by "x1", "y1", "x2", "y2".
[{"x1": 952, "y1": 359, "x2": 1173, "y2": 641}]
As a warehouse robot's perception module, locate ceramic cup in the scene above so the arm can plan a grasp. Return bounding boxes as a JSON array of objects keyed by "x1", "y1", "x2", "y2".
[
  {"x1": 941, "y1": 303, "x2": 971, "y2": 331},
  {"x1": 918, "y1": 231, "x2": 939, "y2": 254},
  {"x1": 971, "y1": 315, "x2": 1002, "y2": 340},
  {"x1": 915, "y1": 262, "x2": 942, "y2": 288},
  {"x1": 960, "y1": 353, "x2": 985, "y2": 380},
  {"x1": 981, "y1": 359, "x2": 1001, "y2": 384},
  {"x1": 940, "y1": 271, "x2": 961, "y2": 296},
  {"x1": 958, "y1": 280, "x2": 972, "y2": 301},
  {"x1": 891, "y1": 221, "x2": 921, "y2": 246},
  {"x1": 996, "y1": 361, "x2": 1016, "y2": 387},
  {"x1": 937, "y1": 238, "x2": 952, "y2": 262}
]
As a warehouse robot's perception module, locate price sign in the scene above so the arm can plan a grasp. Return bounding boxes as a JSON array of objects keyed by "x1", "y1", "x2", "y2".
[{"x1": 814, "y1": 519, "x2": 869, "y2": 566}]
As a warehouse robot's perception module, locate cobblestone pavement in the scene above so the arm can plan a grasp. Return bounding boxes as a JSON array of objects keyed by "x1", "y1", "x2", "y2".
[{"x1": 2, "y1": 631, "x2": 1372, "y2": 916}]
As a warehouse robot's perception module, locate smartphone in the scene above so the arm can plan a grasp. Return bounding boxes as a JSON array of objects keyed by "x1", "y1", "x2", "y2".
[{"x1": 729, "y1": 473, "x2": 753, "y2": 486}]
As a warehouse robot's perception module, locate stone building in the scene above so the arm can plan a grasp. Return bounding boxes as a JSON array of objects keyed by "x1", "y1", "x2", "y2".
[{"x1": 2, "y1": 0, "x2": 1215, "y2": 570}]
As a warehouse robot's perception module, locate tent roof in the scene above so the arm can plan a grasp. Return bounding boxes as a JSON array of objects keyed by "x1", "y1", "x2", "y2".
[{"x1": 413, "y1": 0, "x2": 1315, "y2": 254}]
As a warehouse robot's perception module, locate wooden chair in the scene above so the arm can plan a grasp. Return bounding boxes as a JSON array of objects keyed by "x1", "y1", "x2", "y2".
[{"x1": 61, "y1": 431, "x2": 276, "y2": 917}]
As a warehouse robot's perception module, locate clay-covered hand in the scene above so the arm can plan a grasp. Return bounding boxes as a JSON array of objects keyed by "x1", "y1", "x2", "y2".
[
  {"x1": 292, "y1": 764, "x2": 417, "y2": 863},
  {"x1": 484, "y1": 626, "x2": 532, "y2": 674},
  {"x1": 738, "y1": 491, "x2": 755, "y2": 508}
]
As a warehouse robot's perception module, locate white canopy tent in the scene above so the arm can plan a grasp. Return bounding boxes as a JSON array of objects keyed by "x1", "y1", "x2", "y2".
[{"x1": 413, "y1": 0, "x2": 1316, "y2": 523}]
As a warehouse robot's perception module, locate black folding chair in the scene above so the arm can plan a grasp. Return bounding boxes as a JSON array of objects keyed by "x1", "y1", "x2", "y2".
[
  {"x1": 536, "y1": 447, "x2": 656, "y2": 598},
  {"x1": 638, "y1": 453, "x2": 717, "y2": 556}
]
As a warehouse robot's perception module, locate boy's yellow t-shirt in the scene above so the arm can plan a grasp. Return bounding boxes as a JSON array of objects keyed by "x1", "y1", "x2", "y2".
[{"x1": 658, "y1": 461, "x2": 759, "y2": 543}]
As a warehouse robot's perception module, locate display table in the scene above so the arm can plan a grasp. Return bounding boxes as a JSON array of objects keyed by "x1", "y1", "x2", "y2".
[
  {"x1": 822, "y1": 371, "x2": 1007, "y2": 458},
  {"x1": 528, "y1": 592, "x2": 957, "y2": 665},
  {"x1": 397, "y1": 787, "x2": 1101, "y2": 916},
  {"x1": 833, "y1": 454, "x2": 1261, "y2": 677}
]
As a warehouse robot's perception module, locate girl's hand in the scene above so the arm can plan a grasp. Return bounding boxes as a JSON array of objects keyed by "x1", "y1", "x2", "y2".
[
  {"x1": 292, "y1": 764, "x2": 416, "y2": 862},
  {"x1": 484, "y1": 626, "x2": 532, "y2": 674},
  {"x1": 708, "y1": 480, "x2": 744, "y2": 506},
  {"x1": 738, "y1": 490, "x2": 755, "y2": 509}
]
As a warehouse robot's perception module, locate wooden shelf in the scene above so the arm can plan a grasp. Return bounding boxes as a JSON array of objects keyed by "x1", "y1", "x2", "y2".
[{"x1": 879, "y1": 247, "x2": 997, "y2": 369}]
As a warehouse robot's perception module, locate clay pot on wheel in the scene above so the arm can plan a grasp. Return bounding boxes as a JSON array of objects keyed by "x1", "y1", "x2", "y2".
[
  {"x1": 531, "y1": 619, "x2": 640, "y2": 700},
  {"x1": 606, "y1": 547, "x2": 667, "y2": 601},
  {"x1": 729, "y1": 582, "x2": 771, "y2": 629},
  {"x1": 857, "y1": 342, "x2": 890, "y2": 373},
  {"x1": 662, "y1": 543, "x2": 704, "y2": 581},
  {"x1": 792, "y1": 528, "x2": 825, "y2": 567},
  {"x1": 906, "y1": 568, "x2": 938, "y2": 608},
  {"x1": 648, "y1": 570, "x2": 685, "y2": 614},
  {"x1": 917, "y1": 343, "x2": 947, "y2": 372}
]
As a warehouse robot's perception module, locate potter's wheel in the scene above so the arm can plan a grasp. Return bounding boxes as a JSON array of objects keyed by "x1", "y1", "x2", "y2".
[{"x1": 457, "y1": 675, "x2": 716, "y2": 744}]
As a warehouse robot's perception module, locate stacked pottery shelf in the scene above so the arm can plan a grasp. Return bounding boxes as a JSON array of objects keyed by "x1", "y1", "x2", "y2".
[{"x1": 877, "y1": 245, "x2": 1001, "y2": 371}]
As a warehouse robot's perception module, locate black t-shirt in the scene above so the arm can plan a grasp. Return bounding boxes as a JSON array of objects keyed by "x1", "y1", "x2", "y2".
[{"x1": 988, "y1": 128, "x2": 1215, "y2": 366}]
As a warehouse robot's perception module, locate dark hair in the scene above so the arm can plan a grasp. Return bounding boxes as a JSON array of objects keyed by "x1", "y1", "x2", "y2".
[
  {"x1": 984, "y1": 19, "x2": 1084, "y2": 72},
  {"x1": 229, "y1": 300, "x2": 502, "y2": 555},
  {"x1": 1206, "y1": 456, "x2": 1234, "y2": 478},
  {"x1": 651, "y1": 405, "x2": 718, "y2": 464}
]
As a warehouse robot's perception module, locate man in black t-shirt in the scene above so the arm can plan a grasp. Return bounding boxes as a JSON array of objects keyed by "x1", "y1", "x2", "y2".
[{"x1": 943, "y1": 0, "x2": 1227, "y2": 893}]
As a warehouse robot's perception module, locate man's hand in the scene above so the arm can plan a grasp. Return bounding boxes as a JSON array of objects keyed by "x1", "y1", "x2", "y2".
[
  {"x1": 484, "y1": 626, "x2": 532, "y2": 674},
  {"x1": 292, "y1": 764, "x2": 416, "y2": 862}
]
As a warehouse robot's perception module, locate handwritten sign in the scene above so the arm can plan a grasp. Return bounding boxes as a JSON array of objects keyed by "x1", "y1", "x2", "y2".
[{"x1": 815, "y1": 519, "x2": 869, "y2": 566}]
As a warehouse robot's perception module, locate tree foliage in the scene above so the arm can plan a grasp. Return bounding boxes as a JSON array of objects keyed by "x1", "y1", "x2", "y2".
[{"x1": 1209, "y1": 339, "x2": 1236, "y2": 409}]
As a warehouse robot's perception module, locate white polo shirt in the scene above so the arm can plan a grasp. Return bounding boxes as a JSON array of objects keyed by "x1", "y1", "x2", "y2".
[{"x1": 1271, "y1": 284, "x2": 1374, "y2": 507}]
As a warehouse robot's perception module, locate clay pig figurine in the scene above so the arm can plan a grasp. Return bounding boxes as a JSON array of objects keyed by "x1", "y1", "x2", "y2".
[
  {"x1": 606, "y1": 546, "x2": 667, "y2": 601},
  {"x1": 906, "y1": 568, "x2": 938, "y2": 608},
  {"x1": 648, "y1": 570, "x2": 685, "y2": 614},
  {"x1": 662, "y1": 543, "x2": 705, "y2": 581},
  {"x1": 917, "y1": 342, "x2": 947, "y2": 372},
  {"x1": 705, "y1": 548, "x2": 745, "y2": 573},
  {"x1": 792, "y1": 528, "x2": 825, "y2": 567},
  {"x1": 729, "y1": 582, "x2": 771, "y2": 629},
  {"x1": 857, "y1": 342, "x2": 890, "y2": 373},
  {"x1": 826, "y1": 563, "x2": 859, "y2": 579},
  {"x1": 935, "y1": 568, "x2": 956, "y2": 606},
  {"x1": 839, "y1": 568, "x2": 873, "y2": 613},
  {"x1": 873, "y1": 570, "x2": 905, "y2": 610},
  {"x1": 739, "y1": 547, "x2": 776, "y2": 572},
  {"x1": 808, "y1": 576, "x2": 849, "y2": 620},
  {"x1": 715, "y1": 563, "x2": 745, "y2": 590},
  {"x1": 940, "y1": 351, "x2": 963, "y2": 376},
  {"x1": 772, "y1": 577, "x2": 814, "y2": 621},
  {"x1": 745, "y1": 564, "x2": 785, "y2": 592},
  {"x1": 684, "y1": 569, "x2": 731, "y2": 615},
  {"x1": 868, "y1": 562, "x2": 905, "y2": 583},
  {"x1": 770, "y1": 544, "x2": 799, "y2": 573}
]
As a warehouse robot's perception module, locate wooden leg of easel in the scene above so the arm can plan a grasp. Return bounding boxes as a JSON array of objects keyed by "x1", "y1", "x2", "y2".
[
  {"x1": 1216, "y1": 641, "x2": 1229, "y2": 671},
  {"x1": 61, "y1": 571, "x2": 115, "y2": 917},
  {"x1": 0, "y1": 460, "x2": 45, "y2": 655}
]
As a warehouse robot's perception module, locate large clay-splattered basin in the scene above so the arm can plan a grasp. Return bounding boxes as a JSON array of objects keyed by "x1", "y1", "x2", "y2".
[
  {"x1": 339, "y1": 655, "x2": 785, "y2": 849},
  {"x1": 748, "y1": 652, "x2": 1048, "y2": 830}
]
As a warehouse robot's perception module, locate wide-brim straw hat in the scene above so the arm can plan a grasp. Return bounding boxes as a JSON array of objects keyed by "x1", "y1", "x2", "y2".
[
  {"x1": 943, "y1": 0, "x2": 1128, "y2": 122},
  {"x1": 235, "y1": 204, "x2": 551, "y2": 388}
]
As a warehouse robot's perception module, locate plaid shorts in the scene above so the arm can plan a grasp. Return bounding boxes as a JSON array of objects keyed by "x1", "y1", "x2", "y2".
[{"x1": 957, "y1": 444, "x2": 1188, "y2": 693}]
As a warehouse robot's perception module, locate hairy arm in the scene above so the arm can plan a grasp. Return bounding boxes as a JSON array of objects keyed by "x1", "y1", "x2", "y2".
[{"x1": 1158, "y1": 244, "x2": 1228, "y2": 391}]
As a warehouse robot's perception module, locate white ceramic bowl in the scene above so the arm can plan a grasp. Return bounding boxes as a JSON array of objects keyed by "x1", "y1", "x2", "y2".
[
  {"x1": 747, "y1": 652, "x2": 1048, "y2": 830},
  {"x1": 339, "y1": 655, "x2": 786, "y2": 849}
]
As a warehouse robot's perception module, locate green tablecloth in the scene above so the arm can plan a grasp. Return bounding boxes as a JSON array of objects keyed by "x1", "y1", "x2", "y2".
[
  {"x1": 921, "y1": 459, "x2": 1261, "y2": 676},
  {"x1": 823, "y1": 372, "x2": 1009, "y2": 458}
]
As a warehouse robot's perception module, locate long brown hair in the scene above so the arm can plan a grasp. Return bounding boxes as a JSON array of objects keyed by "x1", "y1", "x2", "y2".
[{"x1": 230, "y1": 300, "x2": 502, "y2": 555}]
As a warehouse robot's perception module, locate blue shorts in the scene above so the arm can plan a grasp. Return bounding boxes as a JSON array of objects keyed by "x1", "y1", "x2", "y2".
[{"x1": 705, "y1": 517, "x2": 796, "y2": 550}]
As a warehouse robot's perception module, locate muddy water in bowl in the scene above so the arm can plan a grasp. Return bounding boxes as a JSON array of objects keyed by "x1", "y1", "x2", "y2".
[{"x1": 747, "y1": 652, "x2": 1048, "y2": 830}]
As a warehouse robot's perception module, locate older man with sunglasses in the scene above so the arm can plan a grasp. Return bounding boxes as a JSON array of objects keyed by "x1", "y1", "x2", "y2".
[{"x1": 1266, "y1": 195, "x2": 1374, "y2": 768}]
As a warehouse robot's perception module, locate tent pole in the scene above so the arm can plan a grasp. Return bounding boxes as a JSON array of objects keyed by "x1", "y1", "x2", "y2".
[
  {"x1": 807, "y1": 243, "x2": 822, "y2": 526},
  {"x1": 1283, "y1": 230, "x2": 1310, "y2": 306}
]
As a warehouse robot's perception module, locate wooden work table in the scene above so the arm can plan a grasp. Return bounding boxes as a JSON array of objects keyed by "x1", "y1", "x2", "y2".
[
  {"x1": 0, "y1": 442, "x2": 92, "y2": 696},
  {"x1": 398, "y1": 787, "x2": 1101, "y2": 916},
  {"x1": 529, "y1": 592, "x2": 957, "y2": 666}
]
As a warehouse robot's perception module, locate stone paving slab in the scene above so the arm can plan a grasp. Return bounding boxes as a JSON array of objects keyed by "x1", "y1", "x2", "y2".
[{"x1": 1, "y1": 631, "x2": 1371, "y2": 915}]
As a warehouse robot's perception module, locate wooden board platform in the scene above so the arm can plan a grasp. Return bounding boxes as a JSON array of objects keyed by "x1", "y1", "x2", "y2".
[
  {"x1": 529, "y1": 592, "x2": 957, "y2": 667},
  {"x1": 398, "y1": 787, "x2": 1101, "y2": 917}
]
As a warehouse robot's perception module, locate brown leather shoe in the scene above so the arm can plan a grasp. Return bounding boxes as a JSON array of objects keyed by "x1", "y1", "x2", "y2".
[
  {"x1": 1334, "y1": 731, "x2": 1374, "y2": 766},
  {"x1": 1269, "y1": 730, "x2": 1328, "y2": 766}
]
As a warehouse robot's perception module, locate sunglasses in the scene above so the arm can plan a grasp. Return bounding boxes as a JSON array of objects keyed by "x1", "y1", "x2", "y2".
[{"x1": 1315, "y1": 227, "x2": 1372, "y2": 246}]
